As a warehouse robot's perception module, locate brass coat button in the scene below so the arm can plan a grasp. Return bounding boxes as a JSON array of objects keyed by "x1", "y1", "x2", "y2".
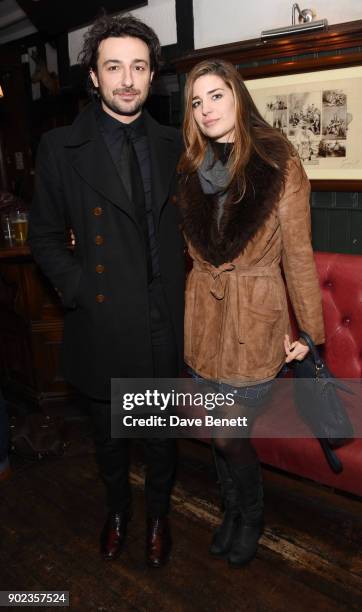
[
  {"x1": 171, "y1": 195, "x2": 177, "y2": 204},
  {"x1": 96, "y1": 294, "x2": 105, "y2": 303},
  {"x1": 95, "y1": 235, "x2": 104, "y2": 245},
  {"x1": 96, "y1": 264, "x2": 105, "y2": 274},
  {"x1": 93, "y1": 207, "x2": 103, "y2": 216}
]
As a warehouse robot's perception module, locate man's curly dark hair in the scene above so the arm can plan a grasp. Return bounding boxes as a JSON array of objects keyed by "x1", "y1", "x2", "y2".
[{"x1": 78, "y1": 13, "x2": 162, "y2": 98}]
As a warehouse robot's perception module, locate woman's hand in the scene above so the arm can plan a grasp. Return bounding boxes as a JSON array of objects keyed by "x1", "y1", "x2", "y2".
[{"x1": 284, "y1": 334, "x2": 309, "y2": 363}]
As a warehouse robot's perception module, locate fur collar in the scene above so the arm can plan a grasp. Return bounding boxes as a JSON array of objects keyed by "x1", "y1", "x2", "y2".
[{"x1": 178, "y1": 152, "x2": 287, "y2": 267}]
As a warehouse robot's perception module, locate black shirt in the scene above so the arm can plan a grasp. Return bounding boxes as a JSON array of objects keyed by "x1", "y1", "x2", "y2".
[{"x1": 96, "y1": 104, "x2": 160, "y2": 279}]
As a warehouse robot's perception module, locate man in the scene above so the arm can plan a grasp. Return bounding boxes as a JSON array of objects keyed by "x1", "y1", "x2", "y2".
[{"x1": 29, "y1": 14, "x2": 184, "y2": 567}]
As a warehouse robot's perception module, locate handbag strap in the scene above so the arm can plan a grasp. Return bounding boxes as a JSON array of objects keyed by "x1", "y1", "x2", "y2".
[
  {"x1": 299, "y1": 331, "x2": 323, "y2": 367},
  {"x1": 299, "y1": 331, "x2": 355, "y2": 395},
  {"x1": 318, "y1": 438, "x2": 343, "y2": 473}
]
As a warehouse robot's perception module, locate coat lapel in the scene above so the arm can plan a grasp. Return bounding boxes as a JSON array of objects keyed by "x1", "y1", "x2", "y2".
[
  {"x1": 144, "y1": 112, "x2": 181, "y2": 225},
  {"x1": 65, "y1": 102, "x2": 137, "y2": 222},
  {"x1": 65, "y1": 103, "x2": 181, "y2": 225}
]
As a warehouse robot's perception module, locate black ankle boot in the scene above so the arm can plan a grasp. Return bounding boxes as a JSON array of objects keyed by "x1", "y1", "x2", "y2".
[
  {"x1": 210, "y1": 448, "x2": 241, "y2": 557},
  {"x1": 227, "y1": 461, "x2": 264, "y2": 567}
]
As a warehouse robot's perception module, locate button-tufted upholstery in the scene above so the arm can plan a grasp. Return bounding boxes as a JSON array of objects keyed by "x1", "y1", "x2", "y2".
[
  {"x1": 316, "y1": 252, "x2": 362, "y2": 379},
  {"x1": 253, "y1": 251, "x2": 362, "y2": 496}
]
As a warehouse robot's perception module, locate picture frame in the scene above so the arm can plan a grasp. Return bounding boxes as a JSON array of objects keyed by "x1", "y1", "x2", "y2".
[
  {"x1": 174, "y1": 18, "x2": 362, "y2": 191},
  {"x1": 246, "y1": 66, "x2": 362, "y2": 190}
]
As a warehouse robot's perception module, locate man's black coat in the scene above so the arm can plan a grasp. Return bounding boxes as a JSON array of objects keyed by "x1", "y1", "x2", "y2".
[{"x1": 29, "y1": 102, "x2": 185, "y2": 400}]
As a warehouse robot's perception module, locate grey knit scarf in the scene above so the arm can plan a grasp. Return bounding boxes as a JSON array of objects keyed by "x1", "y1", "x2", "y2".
[{"x1": 197, "y1": 143, "x2": 230, "y2": 227}]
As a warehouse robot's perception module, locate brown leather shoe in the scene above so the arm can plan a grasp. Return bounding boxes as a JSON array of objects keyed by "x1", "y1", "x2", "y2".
[
  {"x1": 146, "y1": 517, "x2": 171, "y2": 568},
  {"x1": 100, "y1": 512, "x2": 128, "y2": 561}
]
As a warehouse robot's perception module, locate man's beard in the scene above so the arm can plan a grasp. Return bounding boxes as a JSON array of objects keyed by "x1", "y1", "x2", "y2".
[{"x1": 99, "y1": 87, "x2": 149, "y2": 118}]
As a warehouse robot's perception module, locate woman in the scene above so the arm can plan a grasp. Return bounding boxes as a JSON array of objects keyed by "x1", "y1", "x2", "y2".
[{"x1": 178, "y1": 60, "x2": 325, "y2": 567}]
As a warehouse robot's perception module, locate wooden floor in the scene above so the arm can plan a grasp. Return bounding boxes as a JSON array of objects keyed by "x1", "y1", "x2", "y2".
[{"x1": 1, "y1": 418, "x2": 361, "y2": 612}]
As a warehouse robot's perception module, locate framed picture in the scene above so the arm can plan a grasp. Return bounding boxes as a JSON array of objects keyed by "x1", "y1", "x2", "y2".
[{"x1": 246, "y1": 66, "x2": 362, "y2": 189}]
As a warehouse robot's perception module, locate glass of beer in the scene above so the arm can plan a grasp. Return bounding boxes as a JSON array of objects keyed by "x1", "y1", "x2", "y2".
[{"x1": 10, "y1": 210, "x2": 29, "y2": 244}]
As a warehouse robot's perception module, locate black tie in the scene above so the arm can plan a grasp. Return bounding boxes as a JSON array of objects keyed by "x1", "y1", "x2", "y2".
[{"x1": 122, "y1": 127, "x2": 153, "y2": 282}]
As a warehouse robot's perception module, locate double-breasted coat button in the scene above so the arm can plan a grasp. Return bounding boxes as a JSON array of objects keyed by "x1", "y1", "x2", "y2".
[
  {"x1": 96, "y1": 294, "x2": 105, "y2": 303},
  {"x1": 95, "y1": 235, "x2": 104, "y2": 245},
  {"x1": 171, "y1": 195, "x2": 177, "y2": 204},
  {"x1": 95, "y1": 264, "x2": 105, "y2": 274},
  {"x1": 93, "y1": 207, "x2": 103, "y2": 216}
]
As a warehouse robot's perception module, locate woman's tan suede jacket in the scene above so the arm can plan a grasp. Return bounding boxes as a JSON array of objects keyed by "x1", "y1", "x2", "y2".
[{"x1": 179, "y1": 156, "x2": 325, "y2": 386}]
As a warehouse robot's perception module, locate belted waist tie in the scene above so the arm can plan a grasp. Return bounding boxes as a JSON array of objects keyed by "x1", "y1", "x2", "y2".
[{"x1": 193, "y1": 261, "x2": 281, "y2": 300}]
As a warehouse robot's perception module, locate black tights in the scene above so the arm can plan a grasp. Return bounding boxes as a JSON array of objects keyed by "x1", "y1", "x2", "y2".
[
  {"x1": 214, "y1": 437, "x2": 257, "y2": 466},
  {"x1": 212, "y1": 399, "x2": 262, "y2": 466}
]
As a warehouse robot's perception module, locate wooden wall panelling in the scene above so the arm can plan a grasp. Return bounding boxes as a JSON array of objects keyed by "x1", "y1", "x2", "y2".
[{"x1": 0, "y1": 252, "x2": 74, "y2": 408}]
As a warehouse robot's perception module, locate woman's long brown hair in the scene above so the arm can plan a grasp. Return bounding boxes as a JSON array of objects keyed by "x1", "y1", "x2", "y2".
[{"x1": 178, "y1": 59, "x2": 296, "y2": 197}]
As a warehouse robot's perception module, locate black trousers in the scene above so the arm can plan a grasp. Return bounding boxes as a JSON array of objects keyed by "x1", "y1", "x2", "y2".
[{"x1": 88, "y1": 278, "x2": 178, "y2": 517}]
